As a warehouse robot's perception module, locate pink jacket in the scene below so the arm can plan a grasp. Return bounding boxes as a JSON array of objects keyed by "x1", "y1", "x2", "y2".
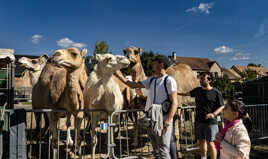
[{"x1": 220, "y1": 120, "x2": 251, "y2": 159}]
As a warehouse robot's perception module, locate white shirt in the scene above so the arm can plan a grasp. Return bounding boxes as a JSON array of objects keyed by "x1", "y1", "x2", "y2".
[{"x1": 141, "y1": 75, "x2": 177, "y2": 111}]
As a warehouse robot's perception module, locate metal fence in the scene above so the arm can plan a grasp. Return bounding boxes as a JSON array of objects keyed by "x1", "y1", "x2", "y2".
[
  {"x1": 245, "y1": 104, "x2": 268, "y2": 140},
  {"x1": 0, "y1": 104, "x2": 268, "y2": 159}
]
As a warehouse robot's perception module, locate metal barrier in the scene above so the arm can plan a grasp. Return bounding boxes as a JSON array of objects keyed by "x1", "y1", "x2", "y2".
[
  {"x1": 1, "y1": 104, "x2": 268, "y2": 159},
  {"x1": 245, "y1": 104, "x2": 268, "y2": 139},
  {"x1": 2, "y1": 109, "x2": 111, "y2": 159},
  {"x1": 109, "y1": 106, "x2": 200, "y2": 159}
]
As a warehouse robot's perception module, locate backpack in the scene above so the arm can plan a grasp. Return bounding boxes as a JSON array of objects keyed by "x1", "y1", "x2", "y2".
[{"x1": 149, "y1": 76, "x2": 171, "y2": 115}]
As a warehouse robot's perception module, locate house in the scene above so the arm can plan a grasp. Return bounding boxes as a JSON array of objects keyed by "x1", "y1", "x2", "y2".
[
  {"x1": 170, "y1": 52, "x2": 222, "y2": 78},
  {"x1": 222, "y1": 68, "x2": 242, "y2": 82},
  {"x1": 231, "y1": 65, "x2": 268, "y2": 78}
]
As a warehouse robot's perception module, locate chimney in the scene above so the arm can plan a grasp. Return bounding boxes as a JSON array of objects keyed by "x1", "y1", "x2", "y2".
[{"x1": 172, "y1": 51, "x2": 176, "y2": 61}]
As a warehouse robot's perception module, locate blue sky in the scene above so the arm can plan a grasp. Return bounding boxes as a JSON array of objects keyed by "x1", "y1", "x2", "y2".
[{"x1": 1, "y1": 0, "x2": 268, "y2": 68}]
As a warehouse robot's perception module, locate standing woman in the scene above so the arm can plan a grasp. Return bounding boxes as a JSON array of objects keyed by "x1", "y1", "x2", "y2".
[{"x1": 215, "y1": 99, "x2": 251, "y2": 159}]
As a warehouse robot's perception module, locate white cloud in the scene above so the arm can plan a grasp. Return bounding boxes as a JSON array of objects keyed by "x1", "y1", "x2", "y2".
[
  {"x1": 254, "y1": 23, "x2": 266, "y2": 38},
  {"x1": 214, "y1": 45, "x2": 233, "y2": 54},
  {"x1": 57, "y1": 38, "x2": 86, "y2": 48},
  {"x1": 71, "y1": 42, "x2": 86, "y2": 48},
  {"x1": 32, "y1": 34, "x2": 43, "y2": 44},
  {"x1": 186, "y1": 2, "x2": 214, "y2": 15},
  {"x1": 231, "y1": 53, "x2": 250, "y2": 61}
]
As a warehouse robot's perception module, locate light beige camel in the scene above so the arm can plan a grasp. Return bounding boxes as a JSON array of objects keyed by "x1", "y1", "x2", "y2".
[
  {"x1": 83, "y1": 54, "x2": 130, "y2": 159},
  {"x1": 123, "y1": 46, "x2": 199, "y2": 157},
  {"x1": 17, "y1": 54, "x2": 50, "y2": 138},
  {"x1": 18, "y1": 54, "x2": 49, "y2": 86}
]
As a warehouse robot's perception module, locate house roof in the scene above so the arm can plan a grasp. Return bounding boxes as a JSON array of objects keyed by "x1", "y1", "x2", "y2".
[
  {"x1": 232, "y1": 65, "x2": 268, "y2": 76},
  {"x1": 14, "y1": 55, "x2": 39, "y2": 77},
  {"x1": 222, "y1": 68, "x2": 242, "y2": 80},
  {"x1": 173, "y1": 56, "x2": 216, "y2": 71}
]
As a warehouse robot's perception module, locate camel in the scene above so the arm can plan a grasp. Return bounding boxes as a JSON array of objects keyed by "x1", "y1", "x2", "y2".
[
  {"x1": 123, "y1": 46, "x2": 199, "y2": 157},
  {"x1": 32, "y1": 48, "x2": 88, "y2": 149},
  {"x1": 18, "y1": 54, "x2": 49, "y2": 86},
  {"x1": 48, "y1": 47, "x2": 87, "y2": 149},
  {"x1": 14, "y1": 70, "x2": 31, "y2": 88},
  {"x1": 14, "y1": 70, "x2": 31, "y2": 97},
  {"x1": 83, "y1": 53, "x2": 130, "y2": 159},
  {"x1": 18, "y1": 54, "x2": 50, "y2": 137}
]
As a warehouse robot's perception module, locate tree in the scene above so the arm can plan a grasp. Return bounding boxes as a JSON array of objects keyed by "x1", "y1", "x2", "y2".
[
  {"x1": 247, "y1": 63, "x2": 257, "y2": 67},
  {"x1": 93, "y1": 41, "x2": 110, "y2": 56},
  {"x1": 140, "y1": 51, "x2": 156, "y2": 76},
  {"x1": 240, "y1": 69, "x2": 258, "y2": 81},
  {"x1": 212, "y1": 75, "x2": 234, "y2": 98},
  {"x1": 85, "y1": 41, "x2": 110, "y2": 74}
]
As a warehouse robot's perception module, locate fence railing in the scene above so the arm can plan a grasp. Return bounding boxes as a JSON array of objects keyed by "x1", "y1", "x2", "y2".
[{"x1": 0, "y1": 104, "x2": 268, "y2": 159}]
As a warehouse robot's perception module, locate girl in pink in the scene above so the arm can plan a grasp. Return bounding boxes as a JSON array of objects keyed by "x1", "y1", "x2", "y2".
[{"x1": 215, "y1": 99, "x2": 251, "y2": 159}]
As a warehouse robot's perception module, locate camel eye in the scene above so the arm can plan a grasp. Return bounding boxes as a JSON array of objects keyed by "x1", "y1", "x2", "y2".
[
  {"x1": 134, "y1": 50, "x2": 139, "y2": 55},
  {"x1": 32, "y1": 60, "x2": 37, "y2": 64},
  {"x1": 123, "y1": 50, "x2": 127, "y2": 55},
  {"x1": 104, "y1": 57, "x2": 112, "y2": 63},
  {"x1": 71, "y1": 52, "x2": 77, "y2": 57}
]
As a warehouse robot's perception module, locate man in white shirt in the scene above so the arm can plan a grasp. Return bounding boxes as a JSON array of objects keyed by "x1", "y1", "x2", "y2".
[{"x1": 115, "y1": 55, "x2": 178, "y2": 159}]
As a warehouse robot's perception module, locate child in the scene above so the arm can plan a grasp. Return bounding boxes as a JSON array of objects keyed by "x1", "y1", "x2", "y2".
[{"x1": 215, "y1": 99, "x2": 251, "y2": 159}]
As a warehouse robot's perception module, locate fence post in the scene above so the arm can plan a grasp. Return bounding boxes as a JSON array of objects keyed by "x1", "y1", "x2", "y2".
[{"x1": 9, "y1": 109, "x2": 27, "y2": 159}]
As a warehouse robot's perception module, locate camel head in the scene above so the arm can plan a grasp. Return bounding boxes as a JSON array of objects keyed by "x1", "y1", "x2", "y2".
[
  {"x1": 123, "y1": 46, "x2": 142, "y2": 68},
  {"x1": 18, "y1": 54, "x2": 49, "y2": 72},
  {"x1": 95, "y1": 54, "x2": 130, "y2": 74},
  {"x1": 52, "y1": 47, "x2": 87, "y2": 71}
]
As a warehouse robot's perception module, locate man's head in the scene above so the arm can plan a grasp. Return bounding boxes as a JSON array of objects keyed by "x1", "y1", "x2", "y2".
[
  {"x1": 152, "y1": 55, "x2": 172, "y2": 75},
  {"x1": 199, "y1": 72, "x2": 213, "y2": 87}
]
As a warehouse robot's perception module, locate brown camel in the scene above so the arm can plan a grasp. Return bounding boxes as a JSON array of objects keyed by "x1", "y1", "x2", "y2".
[
  {"x1": 49, "y1": 47, "x2": 87, "y2": 149},
  {"x1": 123, "y1": 46, "x2": 199, "y2": 157},
  {"x1": 32, "y1": 48, "x2": 87, "y2": 148},
  {"x1": 83, "y1": 54, "x2": 130, "y2": 159}
]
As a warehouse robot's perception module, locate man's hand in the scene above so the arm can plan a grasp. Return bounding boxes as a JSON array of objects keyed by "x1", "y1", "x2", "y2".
[
  {"x1": 215, "y1": 132, "x2": 223, "y2": 143},
  {"x1": 162, "y1": 120, "x2": 170, "y2": 134},
  {"x1": 206, "y1": 113, "x2": 215, "y2": 119},
  {"x1": 163, "y1": 126, "x2": 168, "y2": 134}
]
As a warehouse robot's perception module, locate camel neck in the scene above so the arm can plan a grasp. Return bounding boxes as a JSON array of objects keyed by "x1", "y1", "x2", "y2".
[
  {"x1": 130, "y1": 63, "x2": 147, "y2": 82},
  {"x1": 29, "y1": 70, "x2": 42, "y2": 87},
  {"x1": 66, "y1": 64, "x2": 83, "y2": 87}
]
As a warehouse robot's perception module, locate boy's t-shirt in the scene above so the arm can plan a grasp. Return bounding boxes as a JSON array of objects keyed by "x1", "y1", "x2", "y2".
[{"x1": 190, "y1": 87, "x2": 224, "y2": 124}]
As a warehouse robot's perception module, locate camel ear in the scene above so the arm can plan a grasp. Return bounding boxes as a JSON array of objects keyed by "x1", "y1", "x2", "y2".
[
  {"x1": 95, "y1": 54, "x2": 102, "y2": 62},
  {"x1": 138, "y1": 48, "x2": 143, "y2": 53},
  {"x1": 41, "y1": 53, "x2": 49, "y2": 60},
  {"x1": 81, "y1": 48, "x2": 87, "y2": 57}
]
